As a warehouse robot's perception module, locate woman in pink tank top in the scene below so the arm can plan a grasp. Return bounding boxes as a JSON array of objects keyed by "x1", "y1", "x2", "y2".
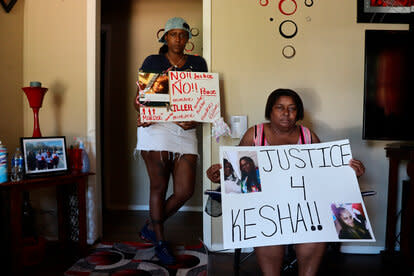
[{"x1": 207, "y1": 89, "x2": 365, "y2": 276}]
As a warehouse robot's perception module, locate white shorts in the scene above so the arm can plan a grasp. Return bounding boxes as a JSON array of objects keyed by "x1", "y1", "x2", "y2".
[{"x1": 136, "y1": 122, "x2": 198, "y2": 155}]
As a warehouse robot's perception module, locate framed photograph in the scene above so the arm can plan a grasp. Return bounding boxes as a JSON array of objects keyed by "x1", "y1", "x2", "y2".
[
  {"x1": 137, "y1": 71, "x2": 170, "y2": 106},
  {"x1": 21, "y1": 136, "x2": 69, "y2": 177},
  {"x1": 362, "y1": 30, "x2": 414, "y2": 140},
  {"x1": 222, "y1": 150, "x2": 262, "y2": 194},
  {"x1": 357, "y1": 0, "x2": 414, "y2": 24}
]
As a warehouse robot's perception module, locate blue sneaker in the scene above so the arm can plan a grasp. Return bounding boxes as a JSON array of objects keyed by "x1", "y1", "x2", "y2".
[
  {"x1": 155, "y1": 240, "x2": 176, "y2": 265},
  {"x1": 139, "y1": 223, "x2": 157, "y2": 244}
]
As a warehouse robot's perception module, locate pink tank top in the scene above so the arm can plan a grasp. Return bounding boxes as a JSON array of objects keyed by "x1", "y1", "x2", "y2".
[{"x1": 253, "y1": 124, "x2": 312, "y2": 146}]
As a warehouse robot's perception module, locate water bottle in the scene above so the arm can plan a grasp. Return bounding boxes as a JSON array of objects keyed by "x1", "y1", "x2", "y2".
[
  {"x1": 11, "y1": 147, "x2": 23, "y2": 182},
  {"x1": 0, "y1": 141, "x2": 7, "y2": 183},
  {"x1": 79, "y1": 140, "x2": 90, "y2": 173}
]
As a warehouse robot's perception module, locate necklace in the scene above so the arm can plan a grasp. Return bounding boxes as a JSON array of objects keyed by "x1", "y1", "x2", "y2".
[{"x1": 167, "y1": 53, "x2": 186, "y2": 68}]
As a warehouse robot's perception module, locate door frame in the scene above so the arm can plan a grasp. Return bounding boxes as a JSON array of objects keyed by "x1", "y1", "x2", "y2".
[
  {"x1": 86, "y1": 0, "x2": 102, "y2": 242},
  {"x1": 202, "y1": 0, "x2": 213, "y2": 249},
  {"x1": 87, "y1": 0, "x2": 213, "y2": 247}
]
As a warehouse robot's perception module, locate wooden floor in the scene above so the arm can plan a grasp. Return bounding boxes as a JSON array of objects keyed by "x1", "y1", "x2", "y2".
[
  {"x1": 11, "y1": 210, "x2": 413, "y2": 275},
  {"x1": 102, "y1": 210, "x2": 203, "y2": 246}
]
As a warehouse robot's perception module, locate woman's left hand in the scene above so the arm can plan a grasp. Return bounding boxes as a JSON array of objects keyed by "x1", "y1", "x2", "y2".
[
  {"x1": 349, "y1": 159, "x2": 365, "y2": 177},
  {"x1": 176, "y1": 121, "x2": 198, "y2": 130},
  {"x1": 137, "y1": 114, "x2": 153, "y2": 127}
]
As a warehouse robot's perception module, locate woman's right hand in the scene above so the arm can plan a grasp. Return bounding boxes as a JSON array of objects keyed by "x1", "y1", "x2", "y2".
[
  {"x1": 206, "y1": 163, "x2": 222, "y2": 183},
  {"x1": 137, "y1": 114, "x2": 153, "y2": 127}
]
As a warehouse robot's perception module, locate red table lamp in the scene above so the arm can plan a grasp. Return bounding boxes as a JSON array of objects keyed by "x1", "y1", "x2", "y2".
[{"x1": 22, "y1": 82, "x2": 48, "y2": 137}]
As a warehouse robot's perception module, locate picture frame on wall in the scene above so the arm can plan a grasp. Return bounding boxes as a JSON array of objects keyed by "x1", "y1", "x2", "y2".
[
  {"x1": 21, "y1": 136, "x2": 69, "y2": 178},
  {"x1": 0, "y1": 0, "x2": 18, "y2": 13},
  {"x1": 357, "y1": 0, "x2": 414, "y2": 24},
  {"x1": 362, "y1": 30, "x2": 414, "y2": 140}
]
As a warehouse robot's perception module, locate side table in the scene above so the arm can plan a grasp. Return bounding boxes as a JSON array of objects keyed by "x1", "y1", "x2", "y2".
[
  {"x1": 384, "y1": 144, "x2": 414, "y2": 267},
  {"x1": 0, "y1": 172, "x2": 94, "y2": 275}
]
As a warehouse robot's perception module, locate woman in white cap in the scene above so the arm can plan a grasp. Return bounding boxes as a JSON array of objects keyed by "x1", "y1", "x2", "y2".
[{"x1": 134, "y1": 17, "x2": 207, "y2": 265}]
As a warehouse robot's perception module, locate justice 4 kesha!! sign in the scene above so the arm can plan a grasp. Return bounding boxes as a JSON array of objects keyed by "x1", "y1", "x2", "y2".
[
  {"x1": 220, "y1": 139, "x2": 375, "y2": 249},
  {"x1": 138, "y1": 71, "x2": 220, "y2": 122}
]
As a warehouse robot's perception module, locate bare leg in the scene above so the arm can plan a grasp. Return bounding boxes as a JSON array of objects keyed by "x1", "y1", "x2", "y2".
[
  {"x1": 255, "y1": 245, "x2": 285, "y2": 276},
  {"x1": 164, "y1": 154, "x2": 197, "y2": 218},
  {"x1": 295, "y1": 242, "x2": 326, "y2": 276},
  {"x1": 141, "y1": 151, "x2": 172, "y2": 241}
]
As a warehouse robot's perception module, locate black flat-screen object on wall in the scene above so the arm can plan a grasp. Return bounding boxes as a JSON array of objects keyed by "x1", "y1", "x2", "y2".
[{"x1": 363, "y1": 30, "x2": 414, "y2": 141}]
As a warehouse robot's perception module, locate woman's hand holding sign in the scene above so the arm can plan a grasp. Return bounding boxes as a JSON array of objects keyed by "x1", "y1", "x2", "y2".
[
  {"x1": 349, "y1": 159, "x2": 365, "y2": 177},
  {"x1": 136, "y1": 114, "x2": 153, "y2": 128},
  {"x1": 206, "y1": 163, "x2": 222, "y2": 183}
]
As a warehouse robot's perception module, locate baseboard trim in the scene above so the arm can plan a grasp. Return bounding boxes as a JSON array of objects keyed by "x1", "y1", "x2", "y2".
[
  {"x1": 340, "y1": 245, "x2": 384, "y2": 254},
  {"x1": 209, "y1": 244, "x2": 384, "y2": 255},
  {"x1": 209, "y1": 243, "x2": 254, "y2": 253},
  {"x1": 107, "y1": 204, "x2": 202, "y2": 212}
]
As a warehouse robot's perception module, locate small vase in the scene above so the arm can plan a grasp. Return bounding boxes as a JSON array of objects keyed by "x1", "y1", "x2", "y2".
[{"x1": 22, "y1": 87, "x2": 48, "y2": 137}]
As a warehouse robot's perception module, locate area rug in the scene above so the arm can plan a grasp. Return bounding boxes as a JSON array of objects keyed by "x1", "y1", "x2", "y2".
[{"x1": 64, "y1": 241, "x2": 207, "y2": 276}]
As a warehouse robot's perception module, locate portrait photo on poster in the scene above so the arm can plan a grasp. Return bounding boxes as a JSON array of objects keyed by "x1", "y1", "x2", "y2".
[
  {"x1": 137, "y1": 72, "x2": 170, "y2": 105},
  {"x1": 331, "y1": 203, "x2": 373, "y2": 240},
  {"x1": 223, "y1": 150, "x2": 262, "y2": 194}
]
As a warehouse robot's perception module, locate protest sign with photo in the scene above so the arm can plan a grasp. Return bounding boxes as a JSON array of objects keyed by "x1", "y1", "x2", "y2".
[
  {"x1": 138, "y1": 71, "x2": 220, "y2": 122},
  {"x1": 220, "y1": 139, "x2": 375, "y2": 249}
]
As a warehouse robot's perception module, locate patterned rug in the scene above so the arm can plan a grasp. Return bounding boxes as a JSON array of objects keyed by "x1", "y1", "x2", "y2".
[{"x1": 64, "y1": 241, "x2": 207, "y2": 276}]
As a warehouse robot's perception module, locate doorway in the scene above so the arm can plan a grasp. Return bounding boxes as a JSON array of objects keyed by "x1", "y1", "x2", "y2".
[{"x1": 100, "y1": 0, "x2": 204, "y2": 231}]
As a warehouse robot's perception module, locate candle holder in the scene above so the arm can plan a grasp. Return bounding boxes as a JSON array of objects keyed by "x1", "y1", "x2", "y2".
[{"x1": 22, "y1": 86, "x2": 48, "y2": 137}]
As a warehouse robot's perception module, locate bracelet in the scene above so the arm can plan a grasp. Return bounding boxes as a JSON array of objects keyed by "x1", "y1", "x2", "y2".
[
  {"x1": 279, "y1": 20, "x2": 298, "y2": 39},
  {"x1": 279, "y1": 0, "x2": 297, "y2": 16}
]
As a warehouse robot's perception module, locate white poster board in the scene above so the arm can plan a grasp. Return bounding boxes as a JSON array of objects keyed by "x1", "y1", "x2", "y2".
[
  {"x1": 220, "y1": 140, "x2": 375, "y2": 249},
  {"x1": 138, "y1": 71, "x2": 220, "y2": 122}
]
